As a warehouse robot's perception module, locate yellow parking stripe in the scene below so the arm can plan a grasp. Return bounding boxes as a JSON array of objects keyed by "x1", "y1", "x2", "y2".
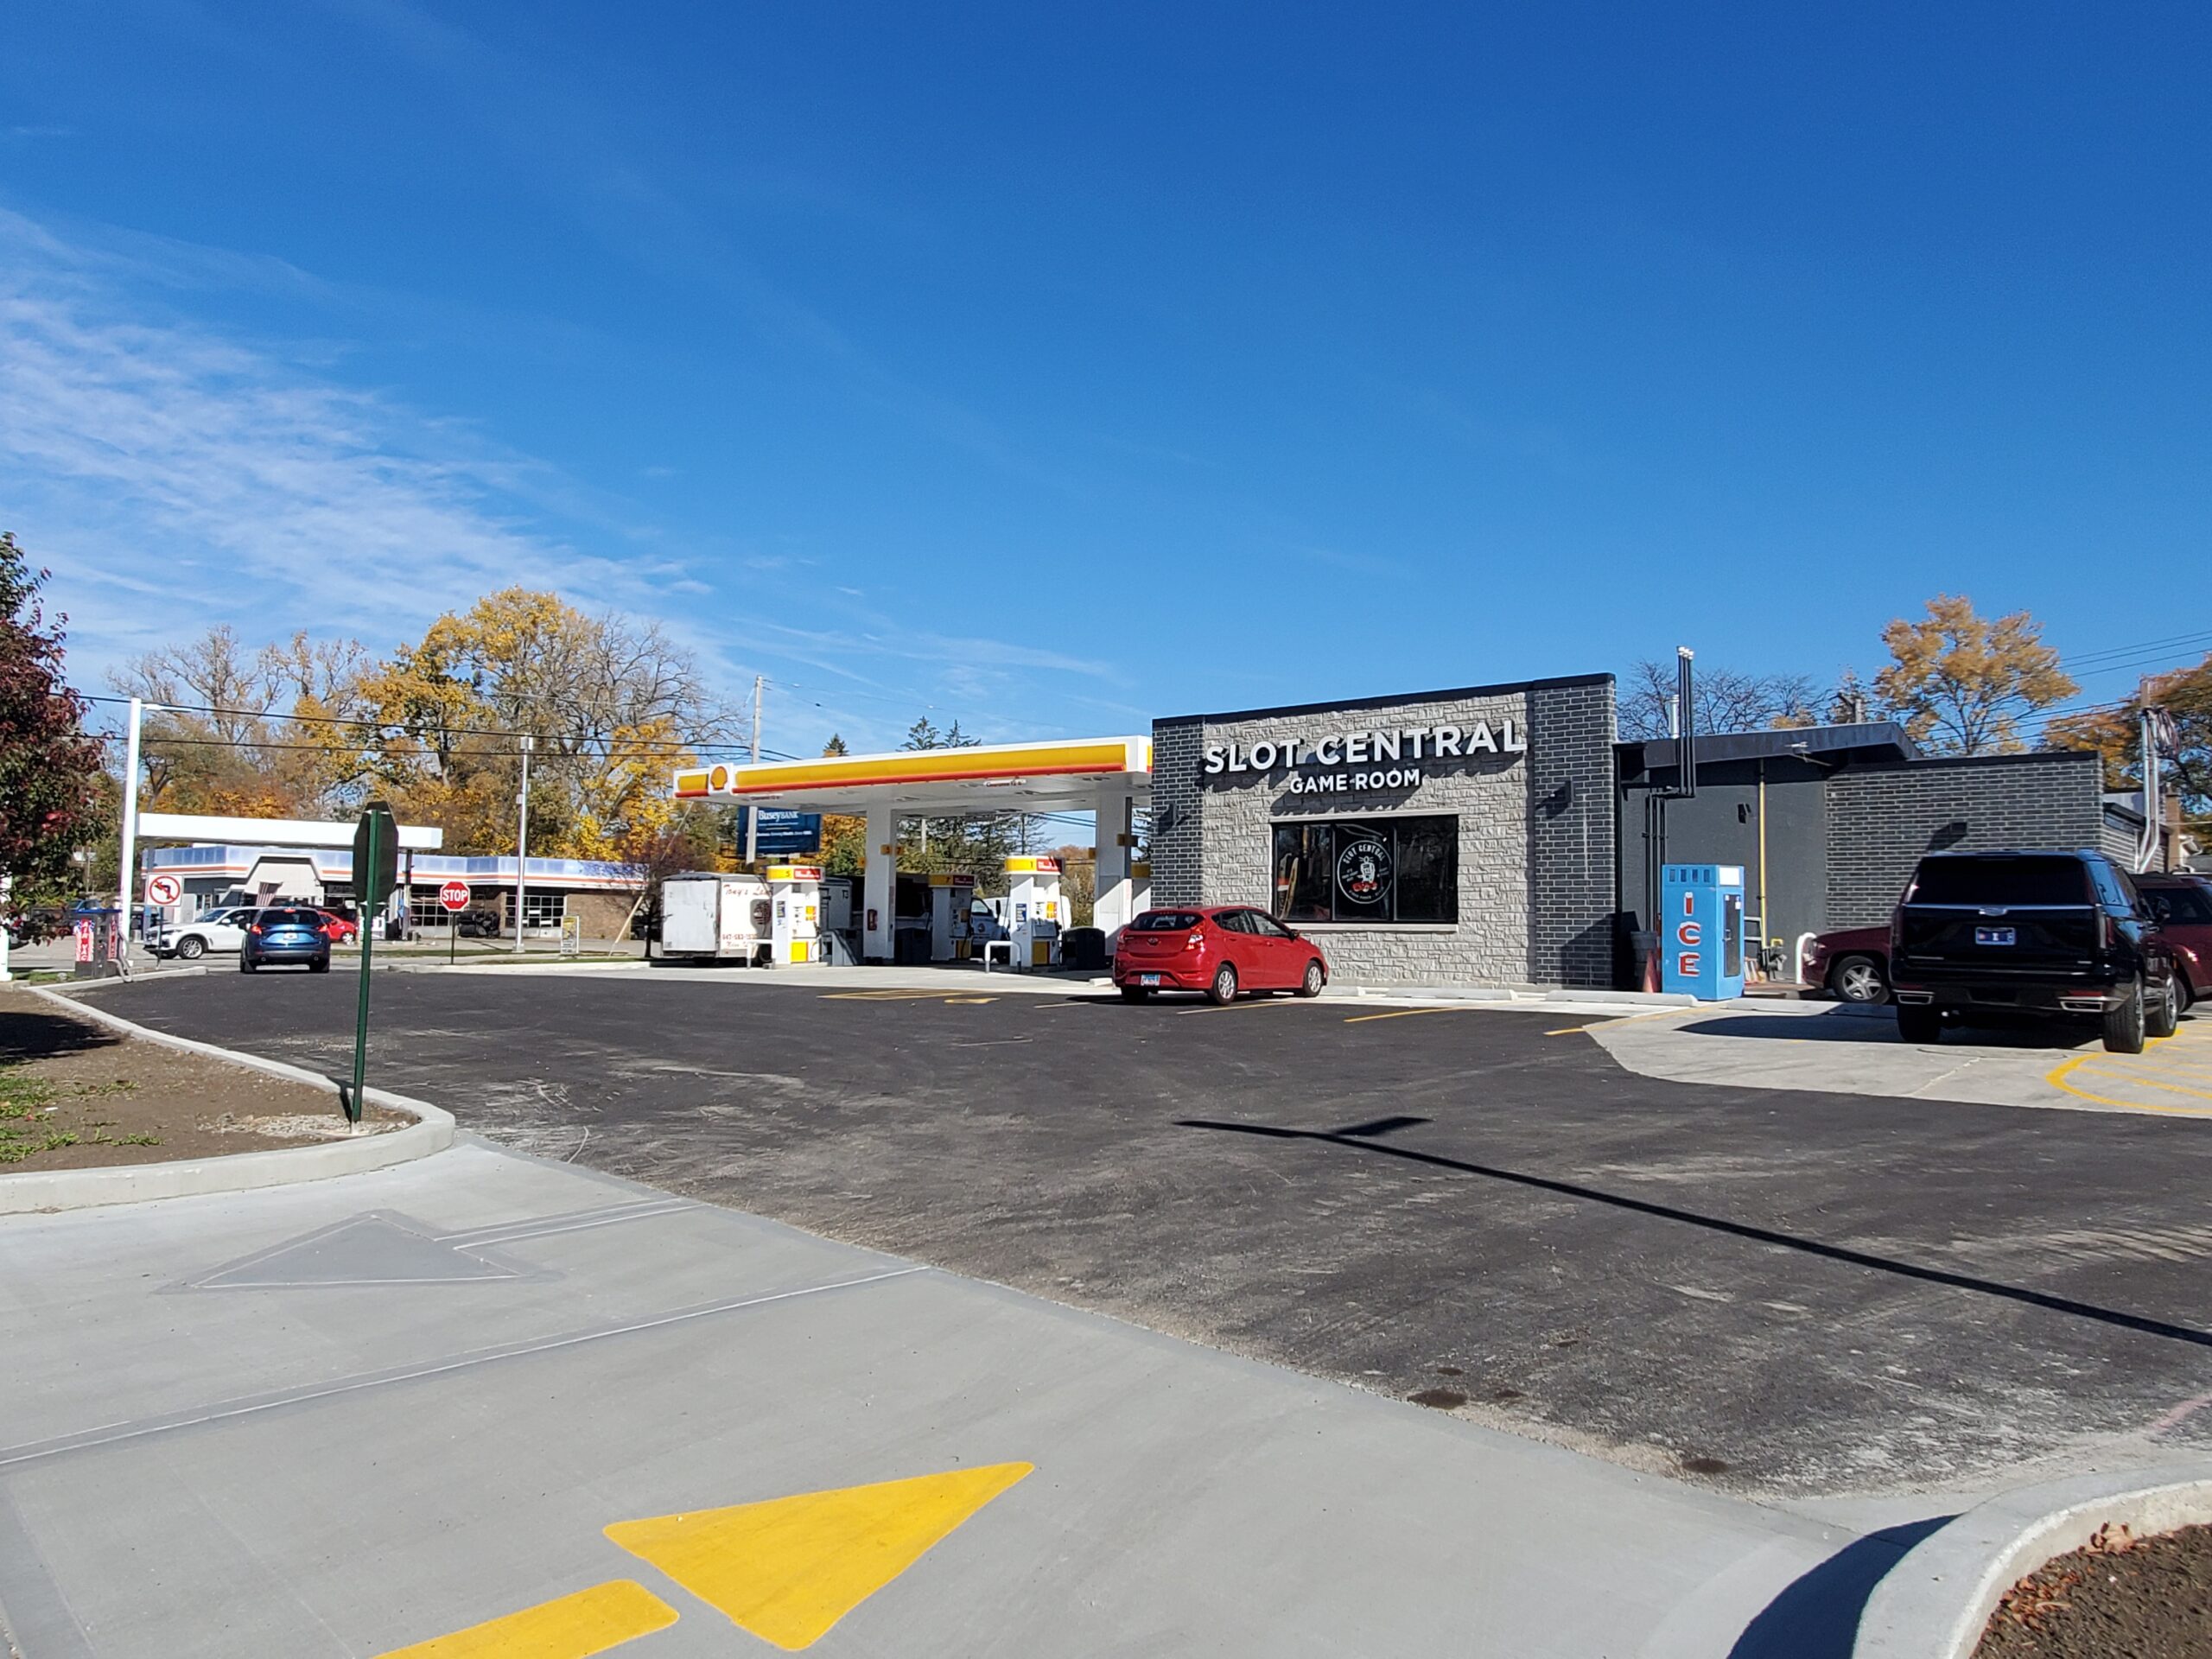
[
  {"x1": 1343, "y1": 1006, "x2": 1463, "y2": 1024},
  {"x1": 378, "y1": 1581, "x2": 677, "y2": 1658},
  {"x1": 1179, "y1": 997, "x2": 1303, "y2": 1015}
]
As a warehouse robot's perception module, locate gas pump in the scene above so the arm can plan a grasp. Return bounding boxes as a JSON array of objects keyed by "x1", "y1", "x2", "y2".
[
  {"x1": 765, "y1": 864, "x2": 823, "y2": 967},
  {"x1": 1004, "y1": 855, "x2": 1063, "y2": 969},
  {"x1": 1659, "y1": 863, "x2": 1746, "y2": 1001},
  {"x1": 930, "y1": 872, "x2": 976, "y2": 961}
]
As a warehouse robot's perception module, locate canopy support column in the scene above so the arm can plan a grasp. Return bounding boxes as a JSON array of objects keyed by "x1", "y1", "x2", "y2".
[
  {"x1": 863, "y1": 803, "x2": 896, "y2": 963},
  {"x1": 1093, "y1": 783, "x2": 1136, "y2": 952}
]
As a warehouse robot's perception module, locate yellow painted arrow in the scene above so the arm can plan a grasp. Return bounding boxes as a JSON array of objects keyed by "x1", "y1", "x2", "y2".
[
  {"x1": 378, "y1": 1580, "x2": 677, "y2": 1657},
  {"x1": 605, "y1": 1462, "x2": 1033, "y2": 1650}
]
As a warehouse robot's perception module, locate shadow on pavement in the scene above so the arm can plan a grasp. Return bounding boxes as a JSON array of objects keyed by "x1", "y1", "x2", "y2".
[
  {"x1": 1727, "y1": 1516, "x2": 1952, "y2": 1659},
  {"x1": 1675, "y1": 1010, "x2": 2093, "y2": 1051},
  {"x1": 1173, "y1": 1117, "x2": 2212, "y2": 1351}
]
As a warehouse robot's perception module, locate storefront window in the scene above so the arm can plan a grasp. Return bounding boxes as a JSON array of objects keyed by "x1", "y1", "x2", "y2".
[
  {"x1": 1270, "y1": 817, "x2": 1458, "y2": 925},
  {"x1": 1271, "y1": 823, "x2": 1333, "y2": 922}
]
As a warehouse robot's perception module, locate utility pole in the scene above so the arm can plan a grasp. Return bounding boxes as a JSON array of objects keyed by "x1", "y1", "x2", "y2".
[
  {"x1": 744, "y1": 675, "x2": 763, "y2": 866},
  {"x1": 514, "y1": 734, "x2": 533, "y2": 954},
  {"x1": 2137, "y1": 676, "x2": 2165, "y2": 874},
  {"x1": 114, "y1": 697, "x2": 146, "y2": 972}
]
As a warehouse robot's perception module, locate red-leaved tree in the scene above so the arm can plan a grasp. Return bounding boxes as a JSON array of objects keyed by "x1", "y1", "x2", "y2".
[{"x1": 0, "y1": 531, "x2": 108, "y2": 890}]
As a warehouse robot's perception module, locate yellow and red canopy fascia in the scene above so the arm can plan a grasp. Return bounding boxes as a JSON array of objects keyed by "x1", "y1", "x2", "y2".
[{"x1": 672, "y1": 737, "x2": 1149, "y2": 800}]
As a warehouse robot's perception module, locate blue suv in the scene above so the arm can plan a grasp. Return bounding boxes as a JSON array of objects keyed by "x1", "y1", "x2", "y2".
[{"x1": 240, "y1": 907, "x2": 333, "y2": 974}]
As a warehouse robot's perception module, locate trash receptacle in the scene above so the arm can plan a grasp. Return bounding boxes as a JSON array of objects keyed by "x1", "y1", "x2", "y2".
[{"x1": 1062, "y1": 927, "x2": 1106, "y2": 971}]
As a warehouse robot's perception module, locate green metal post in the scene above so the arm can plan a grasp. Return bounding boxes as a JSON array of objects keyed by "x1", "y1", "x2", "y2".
[{"x1": 347, "y1": 812, "x2": 378, "y2": 1125}]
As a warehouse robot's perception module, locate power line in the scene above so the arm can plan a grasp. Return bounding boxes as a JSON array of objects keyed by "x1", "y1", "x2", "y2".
[
  {"x1": 2062, "y1": 627, "x2": 2212, "y2": 671},
  {"x1": 74, "y1": 692, "x2": 794, "y2": 760}
]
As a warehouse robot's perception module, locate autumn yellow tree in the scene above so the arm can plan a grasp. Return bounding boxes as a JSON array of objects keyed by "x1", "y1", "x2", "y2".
[
  {"x1": 2048, "y1": 654, "x2": 2212, "y2": 835},
  {"x1": 353, "y1": 589, "x2": 728, "y2": 856},
  {"x1": 1873, "y1": 595, "x2": 2076, "y2": 755}
]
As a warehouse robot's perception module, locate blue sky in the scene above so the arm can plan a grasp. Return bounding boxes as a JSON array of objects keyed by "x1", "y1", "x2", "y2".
[{"x1": 2, "y1": 3, "x2": 2206, "y2": 754}]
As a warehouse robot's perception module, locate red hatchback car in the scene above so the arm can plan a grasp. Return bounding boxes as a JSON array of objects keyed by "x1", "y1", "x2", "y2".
[{"x1": 1114, "y1": 906, "x2": 1329, "y2": 1004}]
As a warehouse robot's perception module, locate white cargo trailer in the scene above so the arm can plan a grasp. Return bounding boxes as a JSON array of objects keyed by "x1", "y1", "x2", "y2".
[{"x1": 659, "y1": 872, "x2": 773, "y2": 963}]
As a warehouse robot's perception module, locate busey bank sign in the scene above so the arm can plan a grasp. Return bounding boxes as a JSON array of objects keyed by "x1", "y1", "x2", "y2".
[{"x1": 1203, "y1": 719, "x2": 1525, "y2": 796}]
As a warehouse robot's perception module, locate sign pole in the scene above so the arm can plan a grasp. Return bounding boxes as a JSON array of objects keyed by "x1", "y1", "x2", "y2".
[
  {"x1": 347, "y1": 810, "x2": 379, "y2": 1125},
  {"x1": 346, "y1": 801, "x2": 399, "y2": 1128}
]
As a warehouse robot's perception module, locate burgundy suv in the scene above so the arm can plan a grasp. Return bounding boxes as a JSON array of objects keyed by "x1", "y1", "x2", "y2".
[
  {"x1": 1113, "y1": 906, "x2": 1329, "y2": 1004},
  {"x1": 2132, "y1": 873, "x2": 2211, "y2": 1013}
]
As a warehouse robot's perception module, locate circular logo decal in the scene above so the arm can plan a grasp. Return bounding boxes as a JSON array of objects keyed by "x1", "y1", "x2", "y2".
[{"x1": 1335, "y1": 835, "x2": 1393, "y2": 906}]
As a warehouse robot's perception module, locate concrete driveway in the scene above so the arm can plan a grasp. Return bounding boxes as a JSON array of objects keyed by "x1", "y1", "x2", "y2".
[{"x1": 83, "y1": 971, "x2": 2212, "y2": 1502}]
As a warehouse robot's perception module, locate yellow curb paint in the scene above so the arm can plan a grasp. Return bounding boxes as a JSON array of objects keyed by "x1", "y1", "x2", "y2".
[
  {"x1": 606, "y1": 1463, "x2": 1033, "y2": 1651},
  {"x1": 377, "y1": 1580, "x2": 677, "y2": 1658}
]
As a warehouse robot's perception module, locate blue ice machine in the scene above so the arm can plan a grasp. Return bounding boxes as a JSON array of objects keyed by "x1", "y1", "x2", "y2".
[{"x1": 1659, "y1": 864, "x2": 1745, "y2": 1001}]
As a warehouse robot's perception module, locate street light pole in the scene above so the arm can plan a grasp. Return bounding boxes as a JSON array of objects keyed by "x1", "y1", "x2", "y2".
[
  {"x1": 114, "y1": 697, "x2": 145, "y2": 969},
  {"x1": 744, "y1": 675, "x2": 762, "y2": 867},
  {"x1": 514, "y1": 734, "x2": 533, "y2": 955}
]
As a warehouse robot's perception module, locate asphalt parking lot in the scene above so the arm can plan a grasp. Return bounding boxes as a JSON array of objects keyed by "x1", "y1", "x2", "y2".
[{"x1": 97, "y1": 969, "x2": 2212, "y2": 1499}]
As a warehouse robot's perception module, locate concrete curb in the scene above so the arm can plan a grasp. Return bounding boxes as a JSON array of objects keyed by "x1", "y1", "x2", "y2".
[
  {"x1": 1854, "y1": 1460, "x2": 2212, "y2": 1658},
  {"x1": 1347, "y1": 982, "x2": 1701, "y2": 1008},
  {"x1": 0, "y1": 988, "x2": 455, "y2": 1215},
  {"x1": 390, "y1": 958, "x2": 643, "y2": 974}
]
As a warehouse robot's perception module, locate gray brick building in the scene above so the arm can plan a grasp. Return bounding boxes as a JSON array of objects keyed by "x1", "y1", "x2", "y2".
[
  {"x1": 1823, "y1": 751, "x2": 2109, "y2": 926},
  {"x1": 1151, "y1": 675, "x2": 1618, "y2": 988}
]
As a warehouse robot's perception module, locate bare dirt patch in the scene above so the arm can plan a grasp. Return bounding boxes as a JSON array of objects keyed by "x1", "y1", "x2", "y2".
[
  {"x1": 1974, "y1": 1521, "x2": 2212, "y2": 1658},
  {"x1": 0, "y1": 988, "x2": 405, "y2": 1170}
]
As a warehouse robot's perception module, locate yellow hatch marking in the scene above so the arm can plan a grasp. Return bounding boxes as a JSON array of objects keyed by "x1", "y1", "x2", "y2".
[
  {"x1": 605, "y1": 1464, "x2": 1033, "y2": 1651},
  {"x1": 2074, "y1": 1068, "x2": 2212, "y2": 1103},
  {"x1": 378, "y1": 1581, "x2": 677, "y2": 1658},
  {"x1": 2047, "y1": 1050, "x2": 2212, "y2": 1117}
]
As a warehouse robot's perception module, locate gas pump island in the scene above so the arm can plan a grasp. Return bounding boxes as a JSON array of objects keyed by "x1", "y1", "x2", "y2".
[
  {"x1": 1005, "y1": 855, "x2": 1064, "y2": 969},
  {"x1": 764, "y1": 865, "x2": 822, "y2": 966},
  {"x1": 669, "y1": 734, "x2": 1152, "y2": 966},
  {"x1": 1659, "y1": 863, "x2": 1746, "y2": 1001},
  {"x1": 929, "y1": 873, "x2": 977, "y2": 962}
]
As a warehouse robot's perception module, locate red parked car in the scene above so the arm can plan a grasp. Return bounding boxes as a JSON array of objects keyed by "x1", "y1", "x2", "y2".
[
  {"x1": 2133, "y1": 874, "x2": 2212, "y2": 1013},
  {"x1": 1802, "y1": 923, "x2": 1894, "y2": 1004},
  {"x1": 1113, "y1": 906, "x2": 1329, "y2": 1004},
  {"x1": 311, "y1": 907, "x2": 359, "y2": 944}
]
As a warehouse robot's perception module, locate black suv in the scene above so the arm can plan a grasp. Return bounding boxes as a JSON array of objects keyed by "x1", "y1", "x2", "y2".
[{"x1": 1890, "y1": 850, "x2": 2180, "y2": 1053}]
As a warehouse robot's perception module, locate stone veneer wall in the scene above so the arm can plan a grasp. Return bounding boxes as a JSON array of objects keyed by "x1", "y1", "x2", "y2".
[{"x1": 1151, "y1": 675, "x2": 1616, "y2": 988}]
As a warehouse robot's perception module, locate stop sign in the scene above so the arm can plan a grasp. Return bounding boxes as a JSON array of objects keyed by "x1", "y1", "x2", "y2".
[{"x1": 438, "y1": 880, "x2": 472, "y2": 912}]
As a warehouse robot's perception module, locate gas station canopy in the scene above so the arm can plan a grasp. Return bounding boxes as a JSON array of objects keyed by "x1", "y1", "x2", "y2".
[{"x1": 672, "y1": 735, "x2": 1152, "y2": 817}]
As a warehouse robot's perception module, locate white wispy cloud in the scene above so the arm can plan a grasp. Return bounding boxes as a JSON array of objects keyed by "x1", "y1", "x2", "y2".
[
  {"x1": 0, "y1": 207, "x2": 686, "y2": 671},
  {"x1": 0, "y1": 204, "x2": 1127, "y2": 754}
]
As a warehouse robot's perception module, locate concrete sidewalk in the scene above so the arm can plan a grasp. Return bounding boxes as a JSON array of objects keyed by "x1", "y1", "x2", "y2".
[
  {"x1": 1592, "y1": 997, "x2": 2212, "y2": 1116},
  {"x1": 0, "y1": 1139, "x2": 1902, "y2": 1657}
]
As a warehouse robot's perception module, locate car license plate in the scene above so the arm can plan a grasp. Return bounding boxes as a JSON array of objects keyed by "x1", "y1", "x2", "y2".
[
  {"x1": 1975, "y1": 926, "x2": 2016, "y2": 946},
  {"x1": 1140, "y1": 973, "x2": 1162, "y2": 986}
]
